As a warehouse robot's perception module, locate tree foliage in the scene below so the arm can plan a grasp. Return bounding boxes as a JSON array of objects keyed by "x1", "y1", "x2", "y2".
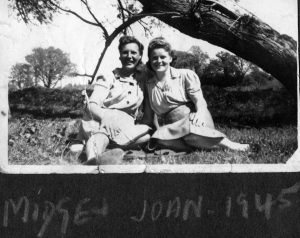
[
  {"x1": 9, "y1": 63, "x2": 34, "y2": 89},
  {"x1": 24, "y1": 47, "x2": 76, "y2": 88},
  {"x1": 8, "y1": 0, "x2": 178, "y2": 84},
  {"x1": 8, "y1": 0, "x2": 60, "y2": 24},
  {"x1": 203, "y1": 51, "x2": 253, "y2": 87},
  {"x1": 172, "y1": 46, "x2": 209, "y2": 78},
  {"x1": 188, "y1": 46, "x2": 209, "y2": 78},
  {"x1": 172, "y1": 51, "x2": 198, "y2": 70},
  {"x1": 8, "y1": 0, "x2": 297, "y2": 95},
  {"x1": 10, "y1": 47, "x2": 76, "y2": 89}
]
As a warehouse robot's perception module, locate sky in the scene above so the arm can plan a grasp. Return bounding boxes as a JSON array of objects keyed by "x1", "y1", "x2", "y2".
[{"x1": 0, "y1": 0, "x2": 298, "y2": 86}]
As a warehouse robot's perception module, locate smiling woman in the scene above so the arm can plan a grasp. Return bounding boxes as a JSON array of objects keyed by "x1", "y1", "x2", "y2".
[
  {"x1": 71, "y1": 36, "x2": 151, "y2": 165},
  {"x1": 143, "y1": 37, "x2": 250, "y2": 152},
  {"x1": 2, "y1": 0, "x2": 299, "y2": 174}
]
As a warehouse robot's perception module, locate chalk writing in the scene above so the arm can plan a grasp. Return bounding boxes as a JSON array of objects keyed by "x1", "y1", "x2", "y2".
[
  {"x1": 2, "y1": 196, "x2": 108, "y2": 237},
  {"x1": 236, "y1": 192, "x2": 248, "y2": 219},
  {"x1": 182, "y1": 196, "x2": 203, "y2": 221},
  {"x1": 1, "y1": 182, "x2": 300, "y2": 237},
  {"x1": 131, "y1": 196, "x2": 203, "y2": 222},
  {"x1": 130, "y1": 182, "x2": 300, "y2": 223},
  {"x1": 166, "y1": 197, "x2": 181, "y2": 218},
  {"x1": 225, "y1": 196, "x2": 232, "y2": 217}
]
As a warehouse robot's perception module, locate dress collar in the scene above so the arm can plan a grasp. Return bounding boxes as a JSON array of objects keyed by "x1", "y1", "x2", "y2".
[
  {"x1": 146, "y1": 66, "x2": 180, "y2": 84},
  {"x1": 113, "y1": 68, "x2": 135, "y2": 83}
]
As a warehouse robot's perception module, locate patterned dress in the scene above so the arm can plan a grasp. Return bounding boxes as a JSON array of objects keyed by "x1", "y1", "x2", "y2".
[
  {"x1": 145, "y1": 67, "x2": 225, "y2": 149},
  {"x1": 79, "y1": 68, "x2": 150, "y2": 146}
]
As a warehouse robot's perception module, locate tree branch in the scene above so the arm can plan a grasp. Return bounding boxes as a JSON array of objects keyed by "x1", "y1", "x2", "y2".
[
  {"x1": 50, "y1": 2, "x2": 99, "y2": 27},
  {"x1": 137, "y1": 19, "x2": 152, "y2": 36},
  {"x1": 117, "y1": 0, "x2": 126, "y2": 22},
  {"x1": 89, "y1": 11, "x2": 182, "y2": 84},
  {"x1": 80, "y1": 0, "x2": 109, "y2": 38}
]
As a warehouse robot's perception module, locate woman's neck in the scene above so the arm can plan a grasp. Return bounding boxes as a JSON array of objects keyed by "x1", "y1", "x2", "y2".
[
  {"x1": 155, "y1": 68, "x2": 171, "y2": 82},
  {"x1": 120, "y1": 68, "x2": 135, "y2": 77}
]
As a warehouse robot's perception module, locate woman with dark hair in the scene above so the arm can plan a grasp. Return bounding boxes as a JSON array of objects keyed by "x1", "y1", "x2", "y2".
[
  {"x1": 75, "y1": 35, "x2": 151, "y2": 165},
  {"x1": 143, "y1": 37, "x2": 249, "y2": 152}
]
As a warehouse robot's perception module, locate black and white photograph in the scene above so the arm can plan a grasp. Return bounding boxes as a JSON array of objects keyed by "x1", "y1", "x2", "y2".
[
  {"x1": 1, "y1": 1, "x2": 300, "y2": 238},
  {"x1": 1, "y1": 0, "x2": 298, "y2": 172}
]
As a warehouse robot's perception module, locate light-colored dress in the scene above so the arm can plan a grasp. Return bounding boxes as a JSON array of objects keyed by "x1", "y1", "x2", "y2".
[
  {"x1": 145, "y1": 67, "x2": 225, "y2": 149},
  {"x1": 79, "y1": 68, "x2": 150, "y2": 146}
]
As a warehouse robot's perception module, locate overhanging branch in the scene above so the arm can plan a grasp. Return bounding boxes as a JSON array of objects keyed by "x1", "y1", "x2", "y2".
[
  {"x1": 89, "y1": 11, "x2": 182, "y2": 84},
  {"x1": 80, "y1": 0, "x2": 109, "y2": 38},
  {"x1": 51, "y1": 2, "x2": 99, "y2": 27}
]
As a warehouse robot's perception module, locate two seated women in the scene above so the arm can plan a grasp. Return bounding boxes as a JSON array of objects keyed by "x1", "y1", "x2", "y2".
[{"x1": 74, "y1": 36, "x2": 249, "y2": 165}]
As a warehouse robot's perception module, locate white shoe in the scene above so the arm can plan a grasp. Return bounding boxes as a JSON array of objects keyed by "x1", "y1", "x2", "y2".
[{"x1": 69, "y1": 144, "x2": 84, "y2": 153}]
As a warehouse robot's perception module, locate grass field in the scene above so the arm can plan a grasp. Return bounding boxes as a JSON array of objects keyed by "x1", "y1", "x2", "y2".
[{"x1": 8, "y1": 86, "x2": 298, "y2": 165}]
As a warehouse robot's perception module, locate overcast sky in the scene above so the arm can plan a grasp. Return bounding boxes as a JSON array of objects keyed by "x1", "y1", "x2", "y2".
[{"x1": 0, "y1": 0, "x2": 297, "y2": 86}]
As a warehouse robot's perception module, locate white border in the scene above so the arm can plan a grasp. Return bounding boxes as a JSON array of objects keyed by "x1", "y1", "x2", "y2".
[
  {"x1": 2, "y1": 0, "x2": 299, "y2": 175},
  {"x1": 0, "y1": 159, "x2": 300, "y2": 174}
]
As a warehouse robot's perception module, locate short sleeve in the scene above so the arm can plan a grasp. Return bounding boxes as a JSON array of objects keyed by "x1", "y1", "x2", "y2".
[
  {"x1": 89, "y1": 72, "x2": 115, "y2": 105},
  {"x1": 184, "y1": 69, "x2": 201, "y2": 96},
  {"x1": 94, "y1": 71, "x2": 115, "y2": 89},
  {"x1": 184, "y1": 69, "x2": 207, "y2": 107}
]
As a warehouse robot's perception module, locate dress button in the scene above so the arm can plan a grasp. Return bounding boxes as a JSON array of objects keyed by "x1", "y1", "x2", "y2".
[
  {"x1": 128, "y1": 91, "x2": 131, "y2": 94},
  {"x1": 127, "y1": 101, "x2": 130, "y2": 104}
]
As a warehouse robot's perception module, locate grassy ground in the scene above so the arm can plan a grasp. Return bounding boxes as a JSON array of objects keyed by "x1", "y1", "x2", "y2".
[{"x1": 8, "y1": 86, "x2": 297, "y2": 165}]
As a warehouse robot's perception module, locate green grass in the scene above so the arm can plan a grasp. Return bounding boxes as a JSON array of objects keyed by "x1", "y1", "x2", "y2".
[
  {"x1": 8, "y1": 86, "x2": 297, "y2": 165},
  {"x1": 8, "y1": 116, "x2": 297, "y2": 165}
]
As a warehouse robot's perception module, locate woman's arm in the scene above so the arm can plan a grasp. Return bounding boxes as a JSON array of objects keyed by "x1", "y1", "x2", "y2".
[
  {"x1": 87, "y1": 76, "x2": 121, "y2": 137},
  {"x1": 87, "y1": 85, "x2": 109, "y2": 122},
  {"x1": 141, "y1": 94, "x2": 156, "y2": 129},
  {"x1": 190, "y1": 93, "x2": 212, "y2": 127},
  {"x1": 185, "y1": 70, "x2": 213, "y2": 127}
]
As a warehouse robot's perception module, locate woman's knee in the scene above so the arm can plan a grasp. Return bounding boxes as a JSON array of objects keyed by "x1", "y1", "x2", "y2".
[{"x1": 86, "y1": 133, "x2": 109, "y2": 159}]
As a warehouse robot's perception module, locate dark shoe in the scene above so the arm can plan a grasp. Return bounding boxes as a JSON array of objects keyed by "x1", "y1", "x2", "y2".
[
  {"x1": 154, "y1": 149, "x2": 187, "y2": 156},
  {"x1": 123, "y1": 150, "x2": 146, "y2": 161},
  {"x1": 142, "y1": 140, "x2": 158, "y2": 153}
]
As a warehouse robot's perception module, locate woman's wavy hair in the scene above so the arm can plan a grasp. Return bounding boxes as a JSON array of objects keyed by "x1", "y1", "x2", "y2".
[
  {"x1": 118, "y1": 35, "x2": 145, "y2": 71},
  {"x1": 146, "y1": 37, "x2": 174, "y2": 72},
  {"x1": 118, "y1": 35, "x2": 144, "y2": 56}
]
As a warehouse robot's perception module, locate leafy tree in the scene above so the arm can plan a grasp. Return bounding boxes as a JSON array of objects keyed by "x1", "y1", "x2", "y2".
[
  {"x1": 172, "y1": 51, "x2": 198, "y2": 70},
  {"x1": 203, "y1": 51, "x2": 253, "y2": 87},
  {"x1": 25, "y1": 47, "x2": 76, "y2": 88},
  {"x1": 188, "y1": 46, "x2": 209, "y2": 78},
  {"x1": 172, "y1": 46, "x2": 210, "y2": 83},
  {"x1": 9, "y1": 63, "x2": 34, "y2": 89},
  {"x1": 9, "y1": 0, "x2": 297, "y2": 96},
  {"x1": 243, "y1": 65, "x2": 279, "y2": 88}
]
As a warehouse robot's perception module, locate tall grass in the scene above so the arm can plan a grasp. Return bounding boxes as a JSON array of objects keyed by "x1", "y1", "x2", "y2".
[{"x1": 8, "y1": 87, "x2": 297, "y2": 165}]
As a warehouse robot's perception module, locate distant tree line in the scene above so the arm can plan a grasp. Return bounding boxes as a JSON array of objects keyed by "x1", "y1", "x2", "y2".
[
  {"x1": 9, "y1": 44, "x2": 279, "y2": 91},
  {"x1": 172, "y1": 46, "x2": 278, "y2": 88},
  {"x1": 9, "y1": 47, "x2": 76, "y2": 90}
]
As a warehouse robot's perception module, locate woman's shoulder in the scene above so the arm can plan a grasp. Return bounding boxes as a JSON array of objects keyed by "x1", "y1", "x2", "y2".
[
  {"x1": 95, "y1": 70, "x2": 117, "y2": 87},
  {"x1": 170, "y1": 67, "x2": 197, "y2": 79}
]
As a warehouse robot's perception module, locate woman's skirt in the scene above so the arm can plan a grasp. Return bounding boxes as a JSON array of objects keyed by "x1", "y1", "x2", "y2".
[
  {"x1": 78, "y1": 109, "x2": 151, "y2": 146},
  {"x1": 152, "y1": 104, "x2": 225, "y2": 149}
]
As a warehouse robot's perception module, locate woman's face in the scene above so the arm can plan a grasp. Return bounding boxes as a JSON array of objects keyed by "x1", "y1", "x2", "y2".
[
  {"x1": 119, "y1": 43, "x2": 142, "y2": 71},
  {"x1": 149, "y1": 48, "x2": 172, "y2": 73}
]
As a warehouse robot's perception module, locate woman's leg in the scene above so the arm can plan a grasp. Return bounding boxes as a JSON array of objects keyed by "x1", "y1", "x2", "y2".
[
  {"x1": 218, "y1": 138, "x2": 250, "y2": 151},
  {"x1": 122, "y1": 134, "x2": 151, "y2": 150},
  {"x1": 85, "y1": 133, "x2": 110, "y2": 161},
  {"x1": 183, "y1": 134, "x2": 249, "y2": 151}
]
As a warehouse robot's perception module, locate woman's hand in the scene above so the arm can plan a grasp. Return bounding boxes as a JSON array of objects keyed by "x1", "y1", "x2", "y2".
[
  {"x1": 99, "y1": 110, "x2": 121, "y2": 139},
  {"x1": 190, "y1": 111, "x2": 207, "y2": 127}
]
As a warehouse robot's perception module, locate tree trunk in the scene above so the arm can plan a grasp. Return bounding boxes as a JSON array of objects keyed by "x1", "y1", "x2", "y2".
[{"x1": 139, "y1": 0, "x2": 297, "y2": 97}]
